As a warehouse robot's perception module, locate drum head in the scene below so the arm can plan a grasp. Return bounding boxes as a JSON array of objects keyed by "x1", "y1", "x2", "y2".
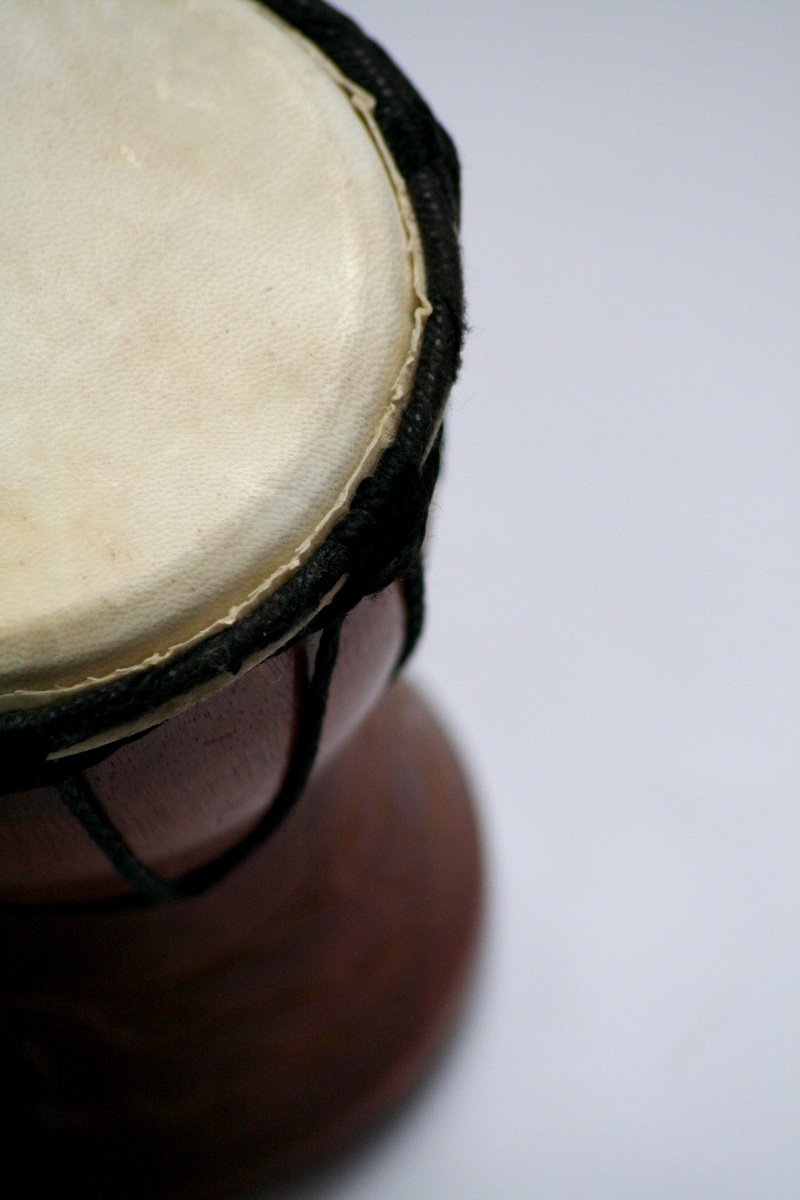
[{"x1": 0, "y1": 0, "x2": 463, "y2": 778}]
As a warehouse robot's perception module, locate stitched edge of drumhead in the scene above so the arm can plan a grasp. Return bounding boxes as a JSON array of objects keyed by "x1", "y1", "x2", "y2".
[{"x1": 0, "y1": 0, "x2": 464, "y2": 787}]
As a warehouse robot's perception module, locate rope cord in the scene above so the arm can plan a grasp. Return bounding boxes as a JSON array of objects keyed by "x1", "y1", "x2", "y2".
[
  {"x1": 48, "y1": 556, "x2": 425, "y2": 906},
  {"x1": 55, "y1": 615, "x2": 345, "y2": 904}
]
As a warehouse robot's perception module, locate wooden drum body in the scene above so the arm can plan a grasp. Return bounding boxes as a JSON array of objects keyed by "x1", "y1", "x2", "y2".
[{"x1": 0, "y1": 3, "x2": 481, "y2": 1196}]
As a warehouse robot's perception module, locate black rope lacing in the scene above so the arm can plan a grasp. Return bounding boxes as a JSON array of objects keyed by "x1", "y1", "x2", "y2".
[
  {"x1": 55, "y1": 615, "x2": 346, "y2": 904},
  {"x1": 13, "y1": 557, "x2": 424, "y2": 910}
]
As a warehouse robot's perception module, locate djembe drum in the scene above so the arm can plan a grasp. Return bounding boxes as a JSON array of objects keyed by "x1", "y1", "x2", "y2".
[{"x1": 0, "y1": 2, "x2": 481, "y2": 1197}]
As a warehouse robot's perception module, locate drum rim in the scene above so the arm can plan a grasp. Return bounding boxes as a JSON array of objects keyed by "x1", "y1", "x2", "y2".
[{"x1": 0, "y1": 0, "x2": 464, "y2": 789}]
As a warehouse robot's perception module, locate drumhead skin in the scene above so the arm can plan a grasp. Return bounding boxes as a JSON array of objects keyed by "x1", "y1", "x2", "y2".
[
  {"x1": 0, "y1": 0, "x2": 463, "y2": 779},
  {"x1": 0, "y1": 0, "x2": 428, "y2": 708}
]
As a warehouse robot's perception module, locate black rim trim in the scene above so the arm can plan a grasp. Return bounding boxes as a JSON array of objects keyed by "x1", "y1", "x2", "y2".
[{"x1": 0, "y1": 0, "x2": 464, "y2": 792}]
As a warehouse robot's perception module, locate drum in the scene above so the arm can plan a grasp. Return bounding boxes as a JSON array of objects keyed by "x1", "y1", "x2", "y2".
[{"x1": 0, "y1": 2, "x2": 481, "y2": 1196}]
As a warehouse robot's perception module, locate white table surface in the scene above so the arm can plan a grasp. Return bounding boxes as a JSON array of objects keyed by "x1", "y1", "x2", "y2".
[{"x1": 259, "y1": 3, "x2": 800, "y2": 1197}]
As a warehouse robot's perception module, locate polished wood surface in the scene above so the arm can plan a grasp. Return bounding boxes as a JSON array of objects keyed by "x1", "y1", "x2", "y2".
[{"x1": 0, "y1": 683, "x2": 482, "y2": 1199}]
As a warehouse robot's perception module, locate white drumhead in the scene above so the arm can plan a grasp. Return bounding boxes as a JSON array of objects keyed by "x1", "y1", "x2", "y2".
[{"x1": 0, "y1": 0, "x2": 429, "y2": 711}]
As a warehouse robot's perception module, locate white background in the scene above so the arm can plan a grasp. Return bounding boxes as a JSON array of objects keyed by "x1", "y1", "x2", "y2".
[{"x1": 265, "y1": 3, "x2": 800, "y2": 1197}]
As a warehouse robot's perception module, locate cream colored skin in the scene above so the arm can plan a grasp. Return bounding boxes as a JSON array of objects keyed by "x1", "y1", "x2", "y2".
[{"x1": 0, "y1": 0, "x2": 429, "y2": 714}]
